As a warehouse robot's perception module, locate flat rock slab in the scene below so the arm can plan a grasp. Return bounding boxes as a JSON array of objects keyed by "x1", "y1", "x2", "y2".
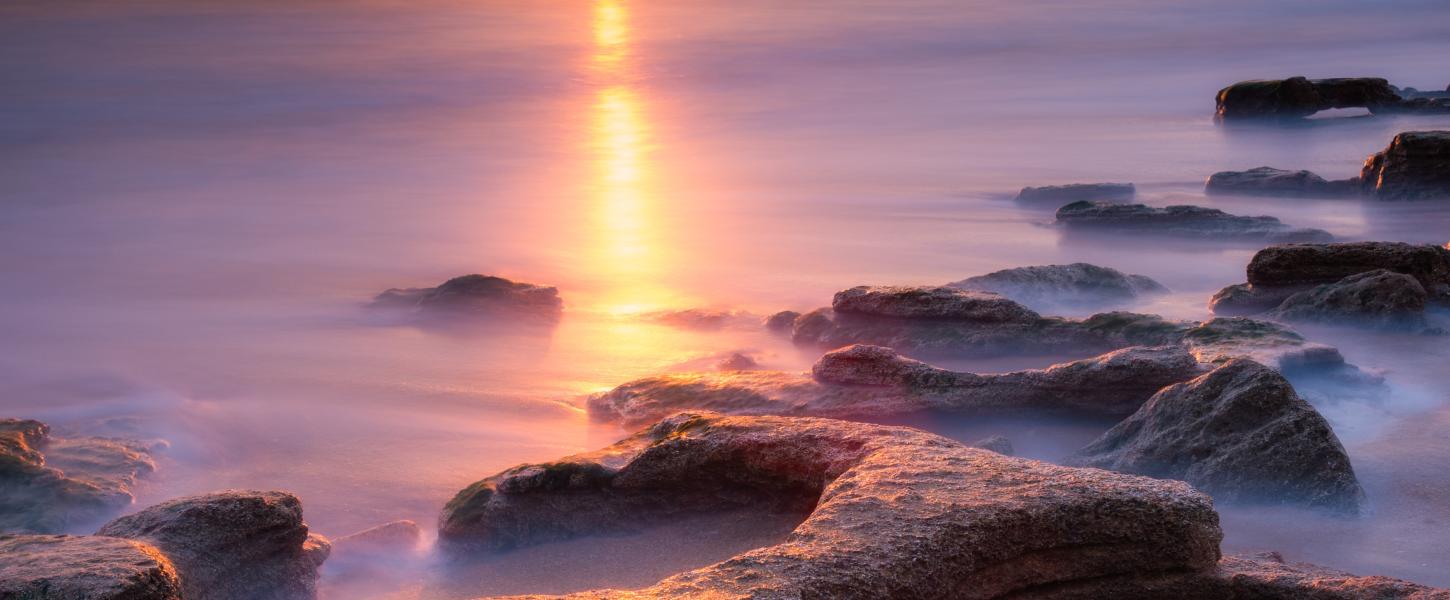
[
  {"x1": 1214, "y1": 77, "x2": 1400, "y2": 120},
  {"x1": 1015, "y1": 182, "x2": 1135, "y2": 204},
  {"x1": 371, "y1": 274, "x2": 562, "y2": 322},
  {"x1": 1205, "y1": 166, "x2": 1357, "y2": 197},
  {"x1": 441, "y1": 412, "x2": 1223, "y2": 599},
  {"x1": 947, "y1": 263, "x2": 1167, "y2": 310},
  {"x1": 1212, "y1": 241, "x2": 1450, "y2": 315},
  {"x1": 0, "y1": 534, "x2": 182, "y2": 600},
  {"x1": 0, "y1": 418, "x2": 158, "y2": 533},
  {"x1": 1056, "y1": 201, "x2": 1333, "y2": 243}
]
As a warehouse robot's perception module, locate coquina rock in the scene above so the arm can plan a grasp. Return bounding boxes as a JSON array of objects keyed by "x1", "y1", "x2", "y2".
[
  {"x1": 372, "y1": 274, "x2": 562, "y2": 320},
  {"x1": 0, "y1": 534, "x2": 182, "y2": 600},
  {"x1": 946, "y1": 263, "x2": 1168, "y2": 310},
  {"x1": 1205, "y1": 166, "x2": 1358, "y2": 197},
  {"x1": 1067, "y1": 360, "x2": 1364, "y2": 513},
  {"x1": 1055, "y1": 201, "x2": 1333, "y2": 243},
  {"x1": 97, "y1": 490, "x2": 330, "y2": 600},
  {"x1": 440, "y1": 412, "x2": 1224, "y2": 598},
  {"x1": 1210, "y1": 242, "x2": 1450, "y2": 315},
  {"x1": 1360, "y1": 131, "x2": 1450, "y2": 200},
  {"x1": 0, "y1": 418, "x2": 159, "y2": 533},
  {"x1": 1015, "y1": 182, "x2": 1135, "y2": 204},
  {"x1": 587, "y1": 344, "x2": 1202, "y2": 426},
  {"x1": 1269, "y1": 270, "x2": 1433, "y2": 331}
]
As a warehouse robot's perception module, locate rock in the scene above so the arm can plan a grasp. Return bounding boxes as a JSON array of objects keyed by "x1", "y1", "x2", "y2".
[
  {"x1": 1067, "y1": 360, "x2": 1363, "y2": 513},
  {"x1": 371, "y1": 274, "x2": 562, "y2": 320},
  {"x1": 947, "y1": 263, "x2": 1168, "y2": 310},
  {"x1": 1205, "y1": 167, "x2": 1358, "y2": 197},
  {"x1": 1212, "y1": 241, "x2": 1450, "y2": 315},
  {"x1": 97, "y1": 490, "x2": 330, "y2": 600},
  {"x1": 588, "y1": 344, "x2": 1202, "y2": 426},
  {"x1": 440, "y1": 412, "x2": 1223, "y2": 599},
  {"x1": 715, "y1": 352, "x2": 759, "y2": 371},
  {"x1": 762, "y1": 310, "x2": 800, "y2": 333},
  {"x1": 1208, "y1": 282, "x2": 1289, "y2": 317},
  {"x1": 970, "y1": 435, "x2": 1014, "y2": 456},
  {"x1": 332, "y1": 520, "x2": 423, "y2": 558},
  {"x1": 832, "y1": 285, "x2": 1042, "y2": 323},
  {"x1": 1055, "y1": 201, "x2": 1334, "y2": 243},
  {"x1": 1215, "y1": 77, "x2": 1400, "y2": 120},
  {"x1": 1269, "y1": 270, "x2": 1432, "y2": 330},
  {"x1": 1, "y1": 418, "x2": 158, "y2": 533},
  {"x1": 1015, "y1": 182, "x2": 1135, "y2": 204},
  {"x1": 0, "y1": 534, "x2": 182, "y2": 599},
  {"x1": 1360, "y1": 131, "x2": 1450, "y2": 200},
  {"x1": 643, "y1": 308, "x2": 750, "y2": 330},
  {"x1": 1175, "y1": 317, "x2": 1346, "y2": 372}
]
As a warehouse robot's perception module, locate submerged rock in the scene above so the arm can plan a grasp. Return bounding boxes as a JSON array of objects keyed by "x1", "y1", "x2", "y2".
[
  {"x1": 1015, "y1": 182, "x2": 1135, "y2": 204},
  {"x1": 1215, "y1": 77, "x2": 1400, "y2": 120},
  {"x1": 0, "y1": 534, "x2": 182, "y2": 599},
  {"x1": 643, "y1": 308, "x2": 752, "y2": 330},
  {"x1": 1269, "y1": 270, "x2": 1432, "y2": 330},
  {"x1": 440, "y1": 412, "x2": 1223, "y2": 598},
  {"x1": 0, "y1": 418, "x2": 158, "y2": 533},
  {"x1": 1211, "y1": 241, "x2": 1450, "y2": 315},
  {"x1": 762, "y1": 310, "x2": 801, "y2": 333},
  {"x1": 97, "y1": 490, "x2": 330, "y2": 600},
  {"x1": 1360, "y1": 131, "x2": 1450, "y2": 200},
  {"x1": 947, "y1": 263, "x2": 1167, "y2": 310},
  {"x1": 1205, "y1": 166, "x2": 1358, "y2": 197},
  {"x1": 332, "y1": 520, "x2": 423, "y2": 558},
  {"x1": 1067, "y1": 360, "x2": 1363, "y2": 513},
  {"x1": 371, "y1": 274, "x2": 562, "y2": 320},
  {"x1": 969, "y1": 435, "x2": 1014, "y2": 456},
  {"x1": 1056, "y1": 201, "x2": 1334, "y2": 243},
  {"x1": 588, "y1": 344, "x2": 1202, "y2": 426},
  {"x1": 715, "y1": 352, "x2": 759, "y2": 371}
]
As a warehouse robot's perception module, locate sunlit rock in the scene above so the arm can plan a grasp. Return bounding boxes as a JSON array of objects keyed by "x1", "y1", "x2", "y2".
[
  {"x1": 715, "y1": 352, "x2": 759, "y2": 371},
  {"x1": 762, "y1": 310, "x2": 800, "y2": 333},
  {"x1": 1214, "y1": 77, "x2": 1399, "y2": 120},
  {"x1": 1360, "y1": 131, "x2": 1450, "y2": 200},
  {"x1": 0, "y1": 418, "x2": 159, "y2": 533},
  {"x1": 1269, "y1": 270, "x2": 1433, "y2": 331},
  {"x1": 1055, "y1": 201, "x2": 1334, "y2": 243},
  {"x1": 587, "y1": 344, "x2": 1201, "y2": 426},
  {"x1": 440, "y1": 412, "x2": 1222, "y2": 598},
  {"x1": 371, "y1": 274, "x2": 562, "y2": 320},
  {"x1": 331, "y1": 520, "x2": 423, "y2": 558},
  {"x1": 833, "y1": 285, "x2": 1042, "y2": 323},
  {"x1": 1205, "y1": 166, "x2": 1358, "y2": 197},
  {"x1": 642, "y1": 308, "x2": 754, "y2": 330},
  {"x1": 1067, "y1": 360, "x2": 1364, "y2": 513},
  {"x1": 97, "y1": 490, "x2": 330, "y2": 600},
  {"x1": 1211, "y1": 241, "x2": 1450, "y2": 315},
  {"x1": 947, "y1": 262, "x2": 1168, "y2": 310},
  {"x1": 0, "y1": 534, "x2": 182, "y2": 599},
  {"x1": 1014, "y1": 182, "x2": 1135, "y2": 204}
]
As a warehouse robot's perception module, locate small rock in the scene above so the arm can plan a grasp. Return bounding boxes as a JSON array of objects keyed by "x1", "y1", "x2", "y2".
[
  {"x1": 1056, "y1": 201, "x2": 1333, "y2": 243},
  {"x1": 1205, "y1": 166, "x2": 1358, "y2": 197},
  {"x1": 714, "y1": 352, "x2": 759, "y2": 371},
  {"x1": 1270, "y1": 270, "x2": 1431, "y2": 330},
  {"x1": 1015, "y1": 182, "x2": 1135, "y2": 204},
  {"x1": 332, "y1": 520, "x2": 423, "y2": 558},
  {"x1": 371, "y1": 274, "x2": 561, "y2": 320},
  {"x1": 947, "y1": 263, "x2": 1168, "y2": 310},
  {"x1": 0, "y1": 418, "x2": 158, "y2": 533},
  {"x1": 1360, "y1": 131, "x2": 1450, "y2": 200},
  {"x1": 643, "y1": 308, "x2": 748, "y2": 330},
  {"x1": 969, "y1": 435, "x2": 1014, "y2": 456},
  {"x1": 0, "y1": 534, "x2": 182, "y2": 599},
  {"x1": 762, "y1": 310, "x2": 800, "y2": 333},
  {"x1": 832, "y1": 285, "x2": 1042, "y2": 323}
]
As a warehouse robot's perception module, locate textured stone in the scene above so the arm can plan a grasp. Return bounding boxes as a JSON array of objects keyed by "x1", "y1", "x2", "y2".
[
  {"x1": 1056, "y1": 201, "x2": 1333, "y2": 243},
  {"x1": 1015, "y1": 182, "x2": 1135, "y2": 204},
  {"x1": 1270, "y1": 270, "x2": 1431, "y2": 330},
  {"x1": 0, "y1": 419, "x2": 158, "y2": 533},
  {"x1": 947, "y1": 263, "x2": 1167, "y2": 310},
  {"x1": 1205, "y1": 167, "x2": 1358, "y2": 197},
  {"x1": 1212, "y1": 242, "x2": 1450, "y2": 315},
  {"x1": 0, "y1": 534, "x2": 182, "y2": 600},
  {"x1": 1215, "y1": 77, "x2": 1400, "y2": 120},
  {"x1": 832, "y1": 285, "x2": 1042, "y2": 323},
  {"x1": 1360, "y1": 131, "x2": 1450, "y2": 200},
  {"x1": 970, "y1": 435, "x2": 1014, "y2": 456}
]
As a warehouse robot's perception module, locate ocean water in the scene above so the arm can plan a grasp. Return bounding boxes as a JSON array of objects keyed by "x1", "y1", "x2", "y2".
[{"x1": 2, "y1": 0, "x2": 1449, "y2": 596}]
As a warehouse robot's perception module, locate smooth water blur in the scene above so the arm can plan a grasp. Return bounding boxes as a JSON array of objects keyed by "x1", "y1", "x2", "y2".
[{"x1": 3, "y1": 0, "x2": 1450, "y2": 595}]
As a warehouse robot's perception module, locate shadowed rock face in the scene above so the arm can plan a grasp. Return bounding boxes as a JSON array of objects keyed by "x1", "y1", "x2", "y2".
[
  {"x1": 1214, "y1": 77, "x2": 1400, "y2": 120},
  {"x1": 372, "y1": 274, "x2": 562, "y2": 320},
  {"x1": 1270, "y1": 270, "x2": 1432, "y2": 330},
  {"x1": 1360, "y1": 131, "x2": 1450, "y2": 200},
  {"x1": 1067, "y1": 360, "x2": 1363, "y2": 513},
  {"x1": 1211, "y1": 242, "x2": 1450, "y2": 316},
  {"x1": 0, "y1": 418, "x2": 159, "y2": 533},
  {"x1": 1205, "y1": 167, "x2": 1358, "y2": 197},
  {"x1": 587, "y1": 344, "x2": 1202, "y2": 426},
  {"x1": 1015, "y1": 182, "x2": 1135, "y2": 204},
  {"x1": 947, "y1": 263, "x2": 1168, "y2": 310},
  {"x1": 0, "y1": 534, "x2": 182, "y2": 599},
  {"x1": 97, "y1": 490, "x2": 330, "y2": 600},
  {"x1": 440, "y1": 412, "x2": 1223, "y2": 599},
  {"x1": 1055, "y1": 201, "x2": 1334, "y2": 243}
]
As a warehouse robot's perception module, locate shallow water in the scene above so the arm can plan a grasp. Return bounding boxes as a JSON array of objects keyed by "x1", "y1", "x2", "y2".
[{"x1": 3, "y1": 0, "x2": 1450, "y2": 594}]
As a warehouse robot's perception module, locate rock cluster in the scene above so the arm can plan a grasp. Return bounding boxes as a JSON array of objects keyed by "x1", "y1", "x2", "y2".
[
  {"x1": 947, "y1": 262, "x2": 1168, "y2": 310},
  {"x1": 1015, "y1": 182, "x2": 1135, "y2": 204},
  {"x1": 1055, "y1": 201, "x2": 1333, "y2": 243},
  {"x1": 372, "y1": 274, "x2": 562, "y2": 320},
  {"x1": 1360, "y1": 131, "x2": 1450, "y2": 200},
  {"x1": 1214, "y1": 76, "x2": 1444, "y2": 120},
  {"x1": 0, "y1": 418, "x2": 159, "y2": 533},
  {"x1": 1205, "y1": 166, "x2": 1358, "y2": 197}
]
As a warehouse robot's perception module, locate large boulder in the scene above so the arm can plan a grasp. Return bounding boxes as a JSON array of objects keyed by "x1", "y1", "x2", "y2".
[
  {"x1": 0, "y1": 534, "x2": 182, "y2": 599},
  {"x1": 371, "y1": 274, "x2": 562, "y2": 320},
  {"x1": 946, "y1": 263, "x2": 1168, "y2": 310},
  {"x1": 1055, "y1": 201, "x2": 1333, "y2": 243},
  {"x1": 1269, "y1": 270, "x2": 1433, "y2": 330},
  {"x1": 1015, "y1": 182, "x2": 1135, "y2": 204},
  {"x1": 1, "y1": 418, "x2": 158, "y2": 533},
  {"x1": 587, "y1": 344, "x2": 1202, "y2": 426},
  {"x1": 1211, "y1": 242, "x2": 1450, "y2": 315},
  {"x1": 1360, "y1": 131, "x2": 1450, "y2": 200},
  {"x1": 1205, "y1": 167, "x2": 1358, "y2": 197},
  {"x1": 1215, "y1": 77, "x2": 1400, "y2": 120},
  {"x1": 440, "y1": 412, "x2": 1223, "y2": 598},
  {"x1": 97, "y1": 490, "x2": 330, "y2": 600},
  {"x1": 1067, "y1": 360, "x2": 1363, "y2": 513}
]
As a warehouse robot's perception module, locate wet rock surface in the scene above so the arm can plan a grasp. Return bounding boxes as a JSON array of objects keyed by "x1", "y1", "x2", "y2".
[
  {"x1": 1015, "y1": 182, "x2": 1135, "y2": 204},
  {"x1": 1056, "y1": 201, "x2": 1334, "y2": 243},
  {"x1": 1360, "y1": 131, "x2": 1450, "y2": 200},
  {"x1": 947, "y1": 262, "x2": 1167, "y2": 310},
  {"x1": 372, "y1": 274, "x2": 562, "y2": 320},
  {"x1": 1215, "y1": 77, "x2": 1401, "y2": 120},
  {"x1": 441, "y1": 412, "x2": 1223, "y2": 598},
  {"x1": 1205, "y1": 166, "x2": 1358, "y2": 197},
  {"x1": 833, "y1": 285, "x2": 1042, "y2": 323},
  {"x1": 97, "y1": 490, "x2": 330, "y2": 600},
  {"x1": 588, "y1": 344, "x2": 1202, "y2": 426},
  {"x1": 1269, "y1": 270, "x2": 1433, "y2": 330},
  {"x1": 0, "y1": 418, "x2": 158, "y2": 533},
  {"x1": 1212, "y1": 242, "x2": 1450, "y2": 315},
  {"x1": 1067, "y1": 360, "x2": 1363, "y2": 513},
  {"x1": 0, "y1": 534, "x2": 182, "y2": 600}
]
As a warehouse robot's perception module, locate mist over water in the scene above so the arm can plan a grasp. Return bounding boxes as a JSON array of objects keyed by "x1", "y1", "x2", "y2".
[{"x1": 3, "y1": 0, "x2": 1450, "y2": 595}]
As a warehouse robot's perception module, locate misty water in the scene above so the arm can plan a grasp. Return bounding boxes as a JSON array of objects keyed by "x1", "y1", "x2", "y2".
[{"x1": 3, "y1": 0, "x2": 1449, "y2": 596}]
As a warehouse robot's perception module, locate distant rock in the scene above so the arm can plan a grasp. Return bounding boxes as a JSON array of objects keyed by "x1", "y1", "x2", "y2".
[
  {"x1": 1015, "y1": 182, "x2": 1135, "y2": 204},
  {"x1": 371, "y1": 275, "x2": 561, "y2": 320},
  {"x1": 1211, "y1": 241, "x2": 1450, "y2": 315},
  {"x1": 1067, "y1": 360, "x2": 1364, "y2": 513},
  {"x1": 439, "y1": 411, "x2": 1222, "y2": 599},
  {"x1": 331, "y1": 520, "x2": 422, "y2": 558},
  {"x1": 0, "y1": 534, "x2": 182, "y2": 599},
  {"x1": 947, "y1": 263, "x2": 1168, "y2": 310},
  {"x1": 643, "y1": 308, "x2": 753, "y2": 330},
  {"x1": 588, "y1": 344, "x2": 1202, "y2": 426},
  {"x1": 1205, "y1": 167, "x2": 1358, "y2": 197},
  {"x1": 1270, "y1": 270, "x2": 1433, "y2": 330},
  {"x1": 969, "y1": 435, "x2": 1014, "y2": 456},
  {"x1": 1056, "y1": 201, "x2": 1334, "y2": 243},
  {"x1": 762, "y1": 310, "x2": 800, "y2": 333},
  {"x1": 715, "y1": 352, "x2": 759, "y2": 371},
  {"x1": 1215, "y1": 77, "x2": 1400, "y2": 120},
  {"x1": 0, "y1": 418, "x2": 158, "y2": 533},
  {"x1": 1360, "y1": 131, "x2": 1450, "y2": 200},
  {"x1": 97, "y1": 490, "x2": 330, "y2": 600},
  {"x1": 833, "y1": 285, "x2": 1042, "y2": 323}
]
